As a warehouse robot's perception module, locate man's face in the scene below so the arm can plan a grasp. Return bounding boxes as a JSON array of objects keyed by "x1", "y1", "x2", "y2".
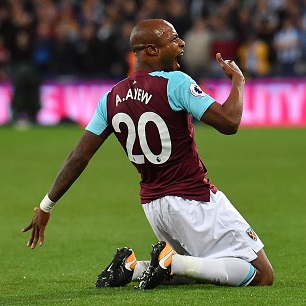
[{"x1": 157, "y1": 23, "x2": 185, "y2": 71}]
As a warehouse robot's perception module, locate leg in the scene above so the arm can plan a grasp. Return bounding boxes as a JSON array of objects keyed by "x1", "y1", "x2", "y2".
[
  {"x1": 132, "y1": 260, "x2": 150, "y2": 280},
  {"x1": 136, "y1": 241, "x2": 258, "y2": 288},
  {"x1": 171, "y1": 253, "x2": 257, "y2": 286},
  {"x1": 142, "y1": 194, "x2": 273, "y2": 287},
  {"x1": 249, "y1": 248, "x2": 274, "y2": 286}
]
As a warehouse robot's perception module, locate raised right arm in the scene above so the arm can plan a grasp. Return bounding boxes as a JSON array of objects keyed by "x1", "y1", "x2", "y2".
[{"x1": 201, "y1": 53, "x2": 245, "y2": 135}]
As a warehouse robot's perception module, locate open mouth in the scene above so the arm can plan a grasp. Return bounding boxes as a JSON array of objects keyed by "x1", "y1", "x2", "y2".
[
  {"x1": 177, "y1": 50, "x2": 184, "y2": 59},
  {"x1": 175, "y1": 51, "x2": 184, "y2": 66}
]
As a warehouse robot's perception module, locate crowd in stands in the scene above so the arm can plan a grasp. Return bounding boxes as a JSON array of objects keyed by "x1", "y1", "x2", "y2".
[{"x1": 0, "y1": 0, "x2": 305, "y2": 83}]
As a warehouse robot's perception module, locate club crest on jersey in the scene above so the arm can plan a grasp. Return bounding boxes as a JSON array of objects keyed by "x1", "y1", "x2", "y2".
[
  {"x1": 246, "y1": 228, "x2": 257, "y2": 241},
  {"x1": 190, "y1": 83, "x2": 206, "y2": 97}
]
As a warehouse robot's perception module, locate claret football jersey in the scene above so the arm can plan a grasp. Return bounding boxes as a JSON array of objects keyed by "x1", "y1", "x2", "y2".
[{"x1": 86, "y1": 70, "x2": 217, "y2": 203}]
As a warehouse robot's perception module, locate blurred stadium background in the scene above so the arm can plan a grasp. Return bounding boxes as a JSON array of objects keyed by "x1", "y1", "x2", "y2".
[
  {"x1": 1, "y1": 2, "x2": 306, "y2": 304},
  {"x1": 0, "y1": 0, "x2": 305, "y2": 127}
]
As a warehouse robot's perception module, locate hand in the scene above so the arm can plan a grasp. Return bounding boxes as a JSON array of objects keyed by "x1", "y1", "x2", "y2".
[
  {"x1": 216, "y1": 53, "x2": 245, "y2": 81},
  {"x1": 21, "y1": 207, "x2": 50, "y2": 249}
]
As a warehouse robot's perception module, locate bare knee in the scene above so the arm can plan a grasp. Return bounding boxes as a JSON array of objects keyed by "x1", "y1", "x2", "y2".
[
  {"x1": 250, "y1": 249, "x2": 274, "y2": 286},
  {"x1": 262, "y1": 269, "x2": 274, "y2": 286},
  {"x1": 253, "y1": 266, "x2": 274, "y2": 286}
]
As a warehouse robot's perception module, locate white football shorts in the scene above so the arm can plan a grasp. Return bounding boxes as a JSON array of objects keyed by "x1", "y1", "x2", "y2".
[{"x1": 143, "y1": 190, "x2": 264, "y2": 262}]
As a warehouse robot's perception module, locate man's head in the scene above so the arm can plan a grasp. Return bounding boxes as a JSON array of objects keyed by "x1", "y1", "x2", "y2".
[{"x1": 130, "y1": 19, "x2": 185, "y2": 72}]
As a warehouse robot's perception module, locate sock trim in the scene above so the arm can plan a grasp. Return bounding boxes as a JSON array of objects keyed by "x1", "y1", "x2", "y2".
[{"x1": 237, "y1": 263, "x2": 256, "y2": 287}]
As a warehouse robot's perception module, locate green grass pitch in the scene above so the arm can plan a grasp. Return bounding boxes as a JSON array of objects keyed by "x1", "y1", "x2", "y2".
[{"x1": 0, "y1": 124, "x2": 305, "y2": 305}]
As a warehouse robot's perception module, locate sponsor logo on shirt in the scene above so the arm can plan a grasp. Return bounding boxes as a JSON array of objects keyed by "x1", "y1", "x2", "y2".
[{"x1": 190, "y1": 83, "x2": 207, "y2": 97}]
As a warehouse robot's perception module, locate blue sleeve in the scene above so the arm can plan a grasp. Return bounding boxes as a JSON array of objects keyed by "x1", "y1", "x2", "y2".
[
  {"x1": 167, "y1": 72, "x2": 215, "y2": 120},
  {"x1": 150, "y1": 71, "x2": 215, "y2": 120},
  {"x1": 85, "y1": 92, "x2": 109, "y2": 135}
]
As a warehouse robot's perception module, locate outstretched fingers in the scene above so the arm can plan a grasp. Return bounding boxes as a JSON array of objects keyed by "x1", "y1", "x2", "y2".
[
  {"x1": 22, "y1": 207, "x2": 44, "y2": 249},
  {"x1": 21, "y1": 222, "x2": 33, "y2": 233},
  {"x1": 21, "y1": 208, "x2": 37, "y2": 233},
  {"x1": 30, "y1": 229, "x2": 39, "y2": 249},
  {"x1": 28, "y1": 223, "x2": 44, "y2": 249},
  {"x1": 39, "y1": 226, "x2": 46, "y2": 247}
]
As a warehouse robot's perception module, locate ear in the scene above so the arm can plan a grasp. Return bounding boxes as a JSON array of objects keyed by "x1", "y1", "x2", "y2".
[{"x1": 145, "y1": 44, "x2": 159, "y2": 56}]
